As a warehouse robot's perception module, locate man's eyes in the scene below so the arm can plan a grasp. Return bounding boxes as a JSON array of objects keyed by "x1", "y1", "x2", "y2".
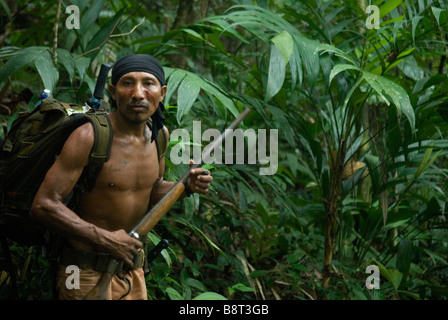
[{"x1": 122, "y1": 80, "x2": 154, "y2": 86}]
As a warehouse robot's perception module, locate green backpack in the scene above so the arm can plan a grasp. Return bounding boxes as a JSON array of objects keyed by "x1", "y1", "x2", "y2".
[{"x1": 0, "y1": 97, "x2": 167, "y2": 246}]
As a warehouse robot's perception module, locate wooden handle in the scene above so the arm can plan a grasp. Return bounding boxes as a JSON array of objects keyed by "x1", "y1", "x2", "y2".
[
  {"x1": 132, "y1": 181, "x2": 186, "y2": 236},
  {"x1": 82, "y1": 258, "x2": 120, "y2": 300}
]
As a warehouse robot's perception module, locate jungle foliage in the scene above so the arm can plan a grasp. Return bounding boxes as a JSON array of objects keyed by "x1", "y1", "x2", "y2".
[{"x1": 0, "y1": 0, "x2": 448, "y2": 300}]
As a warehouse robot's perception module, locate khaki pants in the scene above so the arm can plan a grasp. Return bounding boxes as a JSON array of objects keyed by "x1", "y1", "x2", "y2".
[{"x1": 56, "y1": 264, "x2": 147, "y2": 300}]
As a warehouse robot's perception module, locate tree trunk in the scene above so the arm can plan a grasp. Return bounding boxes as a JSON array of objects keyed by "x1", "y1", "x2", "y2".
[
  {"x1": 322, "y1": 142, "x2": 346, "y2": 289},
  {"x1": 172, "y1": 0, "x2": 195, "y2": 30}
]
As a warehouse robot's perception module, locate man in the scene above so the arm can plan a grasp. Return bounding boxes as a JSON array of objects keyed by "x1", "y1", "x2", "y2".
[{"x1": 30, "y1": 54, "x2": 212, "y2": 300}]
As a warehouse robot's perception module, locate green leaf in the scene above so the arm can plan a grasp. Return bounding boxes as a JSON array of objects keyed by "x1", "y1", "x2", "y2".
[
  {"x1": 271, "y1": 30, "x2": 294, "y2": 64},
  {"x1": 388, "y1": 269, "x2": 403, "y2": 291},
  {"x1": 84, "y1": 9, "x2": 123, "y2": 58},
  {"x1": 34, "y1": 50, "x2": 59, "y2": 93},
  {"x1": 166, "y1": 287, "x2": 184, "y2": 300},
  {"x1": 379, "y1": 0, "x2": 402, "y2": 19},
  {"x1": 193, "y1": 292, "x2": 228, "y2": 300},
  {"x1": 291, "y1": 264, "x2": 308, "y2": 272},
  {"x1": 269, "y1": 106, "x2": 295, "y2": 147},
  {"x1": 184, "y1": 278, "x2": 208, "y2": 292},
  {"x1": 56, "y1": 49, "x2": 75, "y2": 84},
  {"x1": 364, "y1": 154, "x2": 380, "y2": 196},
  {"x1": 319, "y1": 43, "x2": 358, "y2": 66},
  {"x1": 180, "y1": 27, "x2": 205, "y2": 41},
  {"x1": 199, "y1": 78, "x2": 239, "y2": 118},
  {"x1": 265, "y1": 44, "x2": 286, "y2": 102},
  {"x1": 177, "y1": 218, "x2": 224, "y2": 255},
  {"x1": 411, "y1": 15, "x2": 424, "y2": 43},
  {"x1": 177, "y1": 74, "x2": 201, "y2": 123},
  {"x1": 200, "y1": 15, "x2": 250, "y2": 44},
  {"x1": 296, "y1": 37, "x2": 321, "y2": 87},
  {"x1": 403, "y1": 144, "x2": 442, "y2": 194},
  {"x1": 165, "y1": 69, "x2": 186, "y2": 106},
  {"x1": 146, "y1": 232, "x2": 171, "y2": 267},
  {"x1": 80, "y1": 0, "x2": 106, "y2": 31},
  {"x1": 0, "y1": 46, "x2": 46, "y2": 84},
  {"x1": 376, "y1": 261, "x2": 402, "y2": 292},
  {"x1": 74, "y1": 56, "x2": 91, "y2": 83},
  {"x1": 384, "y1": 218, "x2": 411, "y2": 229},
  {"x1": 0, "y1": 0, "x2": 12, "y2": 21},
  {"x1": 165, "y1": 67, "x2": 239, "y2": 119},
  {"x1": 424, "y1": 249, "x2": 448, "y2": 265},
  {"x1": 250, "y1": 270, "x2": 267, "y2": 277},
  {"x1": 228, "y1": 283, "x2": 255, "y2": 296},
  {"x1": 329, "y1": 63, "x2": 361, "y2": 85},
  {"x1": 396, "y1": 238, "x2": 413, "y2": 284},
  {"x1": 362, "y1": 72, "x2": 415, "y2": 131},
  {"x1": 431, "y1": 7, "x2": 445, "y2": 26},
  {"x1": 397, "y1": 290, "x2": 421, "y2": 300},
  {"x1": 6, "y1": 112, "x2": 19, "y2": 132},
  {"x1": 397, "y1": 55, "x2": 424, "y2": 81}
]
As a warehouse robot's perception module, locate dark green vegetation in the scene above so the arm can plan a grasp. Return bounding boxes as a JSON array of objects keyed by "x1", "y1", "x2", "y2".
[{"x1": 1, "y1": 0, "x2": 447, "y2": 300}]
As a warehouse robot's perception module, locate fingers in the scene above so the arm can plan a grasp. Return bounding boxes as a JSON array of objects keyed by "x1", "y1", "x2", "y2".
[
  {"x1": 123, "y1": 239, "x2": 142, "y2": 268},
  {"x1": 108, "y1": 230, "x2": 143, "y2": 268},
  {"x1": 189, "y1": 168, "x2": 211, "y2": 178},
  {"x1": 188, "y1": 168, "x2": 213, "y2": 194}
]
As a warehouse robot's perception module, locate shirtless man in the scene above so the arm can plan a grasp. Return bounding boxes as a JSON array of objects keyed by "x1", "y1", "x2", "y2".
[{"x1": 30, "y1": 54, "x2": 212, "y2": 300}]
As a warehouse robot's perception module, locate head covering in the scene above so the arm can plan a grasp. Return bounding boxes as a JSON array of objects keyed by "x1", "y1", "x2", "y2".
[
  {"x1": 111, "y1": 54, "x2": 165, "y2": 86},
  {"x1": 111, "y1": 54, "x2": 166, "y2": 142}
]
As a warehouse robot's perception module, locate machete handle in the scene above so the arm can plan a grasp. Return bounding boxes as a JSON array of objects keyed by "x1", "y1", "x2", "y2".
[
  {"x1": 82, "y1": 258, "x2": 120, "y2": 300},
  {"x1": 147, "y1": 239, "x2": 169, "y2": 264},
  {"x1": 94, "y1": 62, "x2": 113, "y2": 99}
]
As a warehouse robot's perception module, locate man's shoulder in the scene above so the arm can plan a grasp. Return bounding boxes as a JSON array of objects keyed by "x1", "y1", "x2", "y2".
[
  {"x1": 72, "y1": 121, "x2": 95, "y2": 138},
  {"x1": 66, "y1": 121, "x2": 96, "y2": 150}
]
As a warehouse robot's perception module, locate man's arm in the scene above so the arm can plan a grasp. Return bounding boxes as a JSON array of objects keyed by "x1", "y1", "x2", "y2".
[
  {"x1": 30, "y1": 123, "x2": 142, "y2": 267},
  {"x1": 149, "y1": 126, "x2": 213, "y2": 205}
]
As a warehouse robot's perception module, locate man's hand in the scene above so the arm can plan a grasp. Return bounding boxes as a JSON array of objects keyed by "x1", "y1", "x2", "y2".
[
  {"x1": 187, "y1": 159, "x2": 213, "y2": 194},
  {"x1": 99, "y1": 229, "x2": 143, "y2": 268}
]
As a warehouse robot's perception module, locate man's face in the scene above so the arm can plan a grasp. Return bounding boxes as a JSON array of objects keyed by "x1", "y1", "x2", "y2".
[{"x1": 109, "y1": 71, "x2": 167, "y2": 124}]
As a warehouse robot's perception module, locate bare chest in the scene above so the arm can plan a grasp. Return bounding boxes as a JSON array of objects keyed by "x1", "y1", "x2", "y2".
[{"x1": 96, "y1": 137, "x2": 160, "y2": 191}]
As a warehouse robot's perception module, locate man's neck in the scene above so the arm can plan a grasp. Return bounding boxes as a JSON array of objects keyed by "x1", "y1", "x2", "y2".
[{"x1": 108, "y1": 111, "x2": 151, "y2": 140}]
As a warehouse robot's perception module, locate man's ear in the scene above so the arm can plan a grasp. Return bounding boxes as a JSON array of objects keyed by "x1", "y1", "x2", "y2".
[
  {"x1": 109, "y1": 84, "x2": 116, "y2": 100},
  {"x1": 160, "y1": 85, "x2": 167, "y2": 102}
]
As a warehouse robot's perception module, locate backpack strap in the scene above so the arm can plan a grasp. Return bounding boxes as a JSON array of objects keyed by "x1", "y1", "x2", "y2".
[
  {"x1": 147, "y1": 118, "x2": 168, "y2": 162},
  {"x1": 76, "y1": 111, "x2": 113, "y2": 192},
  {"x1": 157, "y1": 126, "x2": 168, "y2": 160}
]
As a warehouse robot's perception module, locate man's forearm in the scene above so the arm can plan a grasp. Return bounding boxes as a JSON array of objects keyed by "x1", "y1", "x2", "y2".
[
  {"x1": 150, "y1": 178, "x2": 189, "y2": 205},
  {"x1": 31, "y1": 200, "x2": 106, "y2": 248}
]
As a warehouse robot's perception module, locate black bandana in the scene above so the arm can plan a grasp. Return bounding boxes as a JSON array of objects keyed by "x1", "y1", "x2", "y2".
[{"x1": 111, "y1": 54, "x2": 166, "y2": 142}]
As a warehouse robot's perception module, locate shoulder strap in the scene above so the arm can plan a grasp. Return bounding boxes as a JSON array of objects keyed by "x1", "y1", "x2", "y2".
[
  {"x1": 156, "y1": 126, "x2": 168, "y2": 160},
  {"x1": 147, "y1": 118, "x2": 168, "y2": 161},
  {"x1": 88, "y1": 111, "x2": 112, "y2": 162},
  {"x1": 76, "y1": 111, "x2": 113, "y2": 192}
]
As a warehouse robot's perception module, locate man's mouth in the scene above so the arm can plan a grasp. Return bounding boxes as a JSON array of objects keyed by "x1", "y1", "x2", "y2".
[{"x1": 129, "y1": 104, "x2": 149, "y2": 111}]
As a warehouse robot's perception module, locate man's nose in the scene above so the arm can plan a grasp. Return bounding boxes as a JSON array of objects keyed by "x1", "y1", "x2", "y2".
[{"x1": 132, "y1": 82, "x2": 145, "y2": 99}]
